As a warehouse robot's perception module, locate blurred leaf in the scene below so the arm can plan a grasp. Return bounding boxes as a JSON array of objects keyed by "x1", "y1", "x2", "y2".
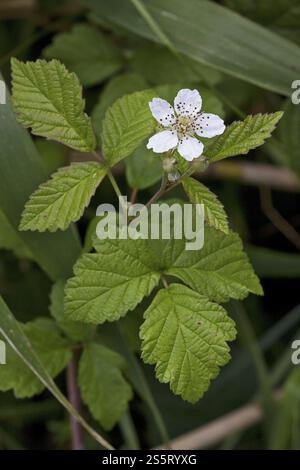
[
  {"x1": 125, "y1": 143, "x2": 163, "y2": 190},
  {"x1": 0, "y1": 74, "x2": 80, "y2": 280},
  {"x1": 44, "y1": 24, "x2": 123, "y2": 87},
  {"x1": 0, "y1": 209, "x2": 32, "y2": 259},
  {"x1": 270, "y1": 368, "x2": 300, "y2": 449},
  {"x1": 206, "y1": 113, "x2": 283, "y2": 162},
  {"x1": 86, "y1": 0, "x2": 300, "y2": 96},
  {"x1": 224, "y1": 0, "x2": 294, "y2": 24},
  {"x1": 50, "y1": 280, "x2": 93, "y2": 342},
  {"x1": 92, "y1": 73, "x2": 149, "y2": 144},
  {"x1": 247, "y1": 245, "x2": 300, "y2": 278},
  {"x1": 102, "y1": 90, "x2": 156, "y2": 166},
  {"x1": 182, "y1": 177, "x2": 229, "y2": 233},
  {"x1": 141, "y1": 283, "x2": 236, "y2": 403},
  {"x1": 79, "y1": 343, "x2": 133, "y2": 430},
  {"x1": 11, "y1": 58, "x2": 96, "y2": 152},
  {"x1": 35, "y1": 139, "x2": 66, "y2": 177},
  {"x1": 131, "y1": 44, "x2": 221, "y2": 86},
  {"x1": 0, "y1": 318, "x2": 71, "y2": 398},
  {"x1": 20, "y1": 162, "x2": 106, "y2": 232},
  {"x1": 278, "y1": 99, "x2": 300, "y2": 179}
]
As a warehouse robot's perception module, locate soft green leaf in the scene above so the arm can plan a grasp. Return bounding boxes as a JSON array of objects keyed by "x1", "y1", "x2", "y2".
[
  {"x1": 270, "y1": 367, "x2": 300, "y2": 449},
  {"x1": 247, "y1": 245, "x2": 300, "y2": 279},
  {"x1": 0, "y1": 209, "x2": 32, "y2": 258},
  {"x1": 0, "y1": 318, "x2": 71, "y2": 398},
  {"x1": 86, "y1": 0, "x2": 300, "y2": 96},
  {"x1": 50, "y1": 281, "x2": 93, "y2": 342},
  {"x1": 64, "y1": 238, "x2": 161, "y2": 324},
  {"x1": 101, "y1": 89, "x2": 156, "y2": 166},
  {"x1": 43, "y1": 24, "x2": 123, "y2": 87},
  {"x1": 125, "y1": 143, "x2": 163, "y2": 190},
  {"x1": 11, "y1": 58, "x2": 96, "y2": 152},
  {"x1": 206, "y1": 113, "x2": 283, "y2": 162},
  {"x1": 92, "y1": 73, "x2": 149, "y2": 144},
  {"x1": 131, "y1": 44, "x2": 221, "y2": 86},
  {"x1": 182, "y1": 177, "x2": 229, "y2": 233},
  {"x1": 20, "y1": 162, "x2": 106, "y2": 232},
  {"x1": 225, "y1": 0, "x2": 299, "y2": 28},
  {"x1": 35, "y1": 139, "x2": 67, "y2": 177},
  {"x1": 79, "y1": 343, "x2": 133, "y2": 430},
  {"x1": 140, "y1": 283, "x2": 236, "y2": 403},
  {"x1": 165, "y1": 227, "x2": 263, "y2": 303}
]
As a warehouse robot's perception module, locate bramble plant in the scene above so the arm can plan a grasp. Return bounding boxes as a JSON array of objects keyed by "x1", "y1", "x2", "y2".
[{"x1": 0, "y1": 51, "x2": 283, "y2": 448}]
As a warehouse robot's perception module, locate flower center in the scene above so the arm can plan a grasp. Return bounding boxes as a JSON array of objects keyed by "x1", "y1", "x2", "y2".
[{"x1": 176, "y1": 115, "x2": 192, "y2": 137}]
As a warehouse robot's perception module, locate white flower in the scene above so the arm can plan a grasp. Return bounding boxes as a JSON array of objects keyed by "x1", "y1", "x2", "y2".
[{"x1": 147, "y1": 88, "x2": 225, "y2": 161}]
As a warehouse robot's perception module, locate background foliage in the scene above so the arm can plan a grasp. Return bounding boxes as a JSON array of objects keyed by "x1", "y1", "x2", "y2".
[{"x1": 0, "y1": 0, "x2": 300, "y2": 450}]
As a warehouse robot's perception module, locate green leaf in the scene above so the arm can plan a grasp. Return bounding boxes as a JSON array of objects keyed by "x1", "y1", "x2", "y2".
[
  {"x1": 140, "y1": 283, "x2": 236, "y2": 403},
  {"x1": 206, "y1": 113, "x2": 283, "y2": 162},
  {"x1": 0, "y1": 73, "x2": 81, "y2": 281},
  {"x1": 92, "y1": 73, "x2": 149, "y2": 144},
  {"x1": 0, "y1": 318, "x2": 71, "y2": 398},
  {"x1": 131, "y1": 44, "x2": 221, "y2": 86},
  {"x1": 43, "y1": 24, "x2": 123, "y2": 87},
  {"x1": 182, "y1": 177, "x2": 229, "y2": 233},
  {"x1": 50, "y1": 281, "x2": 93, "y2": 342},
  {"x1": 125, "y1": 143, "x2": 163, "y2": 190},
  {"x1": 11, "y1": 58, "x2": 96, "y2": 152},
  {"x1": 20, "y1": 162, "x2": 106, "y2": 232},
  {"x1": 247, "y1": 245, "x2": 300, "y2": 279},
  {"x1": 64, "y1": 238, "x2": 161, "y2": 324},
  {"x1": 101, "y1": 89, "x2": 156, "y2": 166},
  {"x1": 79, "y1": 343, "x2": 133, "y2": 430},
  {"x1": 86, "y1": 0, "x2": 300, "y2": 96},
  {"x1": 165, "y1": 227, "x2": 263, "y2": 303},
  {"x1": 0, "y1": 209, "x2": 32, "y2": 258}
]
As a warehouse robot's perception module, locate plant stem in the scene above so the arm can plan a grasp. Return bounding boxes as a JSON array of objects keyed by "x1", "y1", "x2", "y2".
[
  {"x1": 259, "y1": 186, "x2": 300, "y2": 250},
  {"x1": 130, "y1": 188, "x2": 138, "y2": 204},
  {"x1": 67, "y1": 351, "x2": 84, "y2": 450},
  {"x1": 93, "y1": 151, "x2": 126, "y2": 210},
  {"x1": 119, "y1": 411, "x2": 140, "y2": 449},
  {"x1": 145, "y1": 175, "x2": 168, "y2": 208}
]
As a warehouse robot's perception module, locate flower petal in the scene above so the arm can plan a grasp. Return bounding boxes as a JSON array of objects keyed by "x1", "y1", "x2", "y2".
[
  {"x1": 194, "y1": 113, "x2": 225, "y2": 138},
  {"x1": 147, "y1": 130, "x2": 178, "y2": 153},
  {"x1": 177, "y1": 135, "x2": 204, "y2": 161},
  {"x1": 149, "y1": 98, "x2": 176, "y2": 127},
  {"x1": 174, "y1": 88, "x2": 202, "y2": 117}
]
